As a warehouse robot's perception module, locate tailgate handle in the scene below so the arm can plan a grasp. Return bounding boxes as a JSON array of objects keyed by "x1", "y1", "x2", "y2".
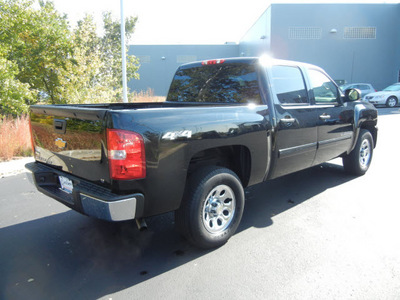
[{"x1": 54, "y1": 119, "x2": 67, "y2": 134}]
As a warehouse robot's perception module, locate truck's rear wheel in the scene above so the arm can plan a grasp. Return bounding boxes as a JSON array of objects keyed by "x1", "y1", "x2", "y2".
[
  {"x1": 175, "y1": 166, "x2": 244, "y2": 249},
  {"x1": 342, "y1": 129, "x2": 374, "y2": 176}
]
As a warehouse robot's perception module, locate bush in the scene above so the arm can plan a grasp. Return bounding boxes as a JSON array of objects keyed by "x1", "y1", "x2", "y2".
[{"x1": 0, "y1": 114, "x2": 32, "y2": 161}]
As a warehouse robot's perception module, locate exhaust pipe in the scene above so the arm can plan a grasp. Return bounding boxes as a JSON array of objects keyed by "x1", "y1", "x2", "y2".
[{"x1": 135, "y1": 218, "x2": 148, "y2": 231}]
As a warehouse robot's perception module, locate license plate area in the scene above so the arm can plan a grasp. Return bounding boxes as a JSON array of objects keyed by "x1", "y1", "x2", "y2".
[{"x1": 59, "y1": 176, "x2": 73, "y2": 194}]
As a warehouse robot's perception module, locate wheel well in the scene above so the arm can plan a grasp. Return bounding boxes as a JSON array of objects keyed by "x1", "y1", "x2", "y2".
[{"x1": 187, "y1": 146, "x2": 251, "y2": 187}]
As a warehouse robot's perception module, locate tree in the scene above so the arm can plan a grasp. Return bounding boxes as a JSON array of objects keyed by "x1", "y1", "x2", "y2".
[
  {"x1": 100, "y1": 12, "x2": 140, "y2": 100},
  {"x1": 0, "y1": 0, "x2": 141, "y2": 114},
  {"x1": 60, "y1": 15, "x2": 117, "y2": 104},
  {"x1": 0, "y1": 0, "x2": 35, "y2": 116},
  {"x1": 61, "y1": 13, "x2": 141, "y2": 104},
  {"x1": 0, "y1": 0, "x2": 74, "y2": 105},
  {"x1": 0, "y1": 56, "x2": 34, "y2": 117}
]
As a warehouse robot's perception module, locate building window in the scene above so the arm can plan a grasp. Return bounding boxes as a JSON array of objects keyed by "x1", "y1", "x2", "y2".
[
  {"x1": 288, "y1": 27, "x2": 322, "y2": 40},
  {"x1": 344, "y1": 27, "x2": 376, "y2": 39}
]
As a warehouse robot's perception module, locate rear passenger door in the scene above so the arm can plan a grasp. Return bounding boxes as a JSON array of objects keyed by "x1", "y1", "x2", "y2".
[
  {"x1": 267, "y1": 64, "x2": 318, "y2": 178},
  {"x1": 305, "y1": 68, "x2": 354, "y2": 165}
]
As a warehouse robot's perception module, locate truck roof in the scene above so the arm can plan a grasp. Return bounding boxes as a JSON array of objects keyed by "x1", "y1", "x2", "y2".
[{"x1": 179, "y1": 56, "x2": 323, "y2": 72}]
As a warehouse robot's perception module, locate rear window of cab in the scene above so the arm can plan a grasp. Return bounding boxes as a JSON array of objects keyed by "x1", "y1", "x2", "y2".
[{"x1": 167, "y1": 63, "x2": 261, "y2": 104}]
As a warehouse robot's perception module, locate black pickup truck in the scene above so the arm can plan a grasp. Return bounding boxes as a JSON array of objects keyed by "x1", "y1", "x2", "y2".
[{"x1": 26, "y1": 57, "x2": 378, "y2": 248}]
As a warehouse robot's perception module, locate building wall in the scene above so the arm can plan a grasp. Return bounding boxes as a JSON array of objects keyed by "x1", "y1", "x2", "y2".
[
  {"x1": 128, "y1": 44, "x2": 239, "y2": 96},
  {"x1": 271, "y1": 4, "x2": 400, "y2": 90},
  {"x1": 129, "y1": 4, "x2": 400, "y2": 95},
  {"x1": 239, "y1": 6, "x2": 272, "y2": 57}
]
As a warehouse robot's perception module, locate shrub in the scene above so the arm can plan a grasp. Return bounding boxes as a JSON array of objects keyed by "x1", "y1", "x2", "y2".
[
  {"x1": 129, "y1": 88, "x2": 165, "y2": 103},
  {"x1": 0, "y1": 114, "x2": 32, "y2": 161}
]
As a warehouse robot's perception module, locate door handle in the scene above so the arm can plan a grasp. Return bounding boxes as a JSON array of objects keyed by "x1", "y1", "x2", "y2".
[
  {"x1": 319, "y1": 114, "x2": 331, "y2": 120},
  {"x1": 280, "y1": 117, "x2": 296, "y2": 123}
]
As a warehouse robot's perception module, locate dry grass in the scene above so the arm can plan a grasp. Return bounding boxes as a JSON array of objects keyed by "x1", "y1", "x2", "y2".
[
  {"x1": 129, "y1": 88, "x2": 165, "y2": 103},
  {"x1": 0, "y1": 115, "x2": 33, "y2": 161}
]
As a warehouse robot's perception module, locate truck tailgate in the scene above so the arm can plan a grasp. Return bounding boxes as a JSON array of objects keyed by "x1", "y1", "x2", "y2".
[{"x1": 30, "y1": 106, "x2": 109, "y2": 184}]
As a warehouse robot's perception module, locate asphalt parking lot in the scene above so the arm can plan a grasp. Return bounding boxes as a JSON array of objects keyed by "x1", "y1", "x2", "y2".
[{"x1": 1, "y1": 108, "x2": 400, "y2": 300}]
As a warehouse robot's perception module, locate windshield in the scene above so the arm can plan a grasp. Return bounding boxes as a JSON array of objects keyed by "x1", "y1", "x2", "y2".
[
  {"x1": 383, "y1": 84, "x2": 400, "y2": 92},
  {"x1": 167, "y1": 63, "x2": 261, "y2": 104}
]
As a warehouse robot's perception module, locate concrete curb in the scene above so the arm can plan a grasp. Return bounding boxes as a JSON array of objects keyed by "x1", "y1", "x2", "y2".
[{"x1": 0, "y1": 157, "x2": 35, "y2": 178}]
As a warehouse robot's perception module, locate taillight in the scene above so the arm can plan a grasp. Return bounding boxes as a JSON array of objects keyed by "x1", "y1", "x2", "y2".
[
  {"x1": 201, "y1": 59, "x2": 225, "y2": 65},
  {"x1": 106, "y1": 129, "x2": 146, "y2": 180}
]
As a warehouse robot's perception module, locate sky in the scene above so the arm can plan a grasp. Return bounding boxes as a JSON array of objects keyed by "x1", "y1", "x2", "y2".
[{"x1": 50, "y1": 0, "x2": 399, "y2": 45}]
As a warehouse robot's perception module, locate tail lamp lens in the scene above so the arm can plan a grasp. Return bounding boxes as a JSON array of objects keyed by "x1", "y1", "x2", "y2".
[{"x1": 106, "y1": 129, "x2": 146, "y2": 180}]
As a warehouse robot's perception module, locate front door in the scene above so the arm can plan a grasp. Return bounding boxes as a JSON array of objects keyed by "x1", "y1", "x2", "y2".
[{"x1": 305, "y1": 68, "x2": 354, "y2": 165}]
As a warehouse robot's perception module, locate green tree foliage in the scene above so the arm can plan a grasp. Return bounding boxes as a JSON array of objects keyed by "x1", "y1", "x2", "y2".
[
  {"x1": 100, "y1": 12, "x2": 140, "y2": 99},
  {"x1": 60, "y1": 15, "x2": 115, "y2": 104},
  {"x1": 0, "y1": 57, "x2": 34, "y2": 116},
  {"x1": 61, "y1": 13, "x2": 140, "y2": 103},
  {"x1": 0, "y1": 0, "x2": 140, "y2": 114},
  {"x1": 0, "y1": 0, "x2": 35, "y2": 116},
  {"x1": 0, "y1": 0, "x2": 74, "y2": 105}
]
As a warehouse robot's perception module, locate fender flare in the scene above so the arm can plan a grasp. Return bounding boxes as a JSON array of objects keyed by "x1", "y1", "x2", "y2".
[{"x1": 349, "y1": 103, "x2": 377, "y2": 153}]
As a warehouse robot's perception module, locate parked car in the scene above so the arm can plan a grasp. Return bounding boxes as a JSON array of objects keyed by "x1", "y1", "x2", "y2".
[
  {"x1": 340, "y1": 83, "x2": 376, "y2": 98},
  {"x1": 363, "y1": 83, "x2": 400, "y2": 107}
]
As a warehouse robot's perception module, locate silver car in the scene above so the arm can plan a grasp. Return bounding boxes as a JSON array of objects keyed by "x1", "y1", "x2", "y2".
[
  {"x1": 363, "y1": 83, "x2": 400, "y2": 108},
  {"x1": 340, "y1": 83, "x2": 376, "y2": 98}
]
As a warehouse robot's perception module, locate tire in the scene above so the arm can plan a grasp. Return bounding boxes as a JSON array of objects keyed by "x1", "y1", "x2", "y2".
[
  {"x1": 175, "y1": 166, "x2": 245, "y2": 249},
  {"x1": 342, "y1": 129, "x2": 374, "y2": 176},
  {"x1": 386, "y1": 96, "x2": 397, "y2": 108}
]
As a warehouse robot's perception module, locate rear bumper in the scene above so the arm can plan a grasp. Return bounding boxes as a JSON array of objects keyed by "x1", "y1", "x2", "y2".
[{"x1": 25, "y1": 162, "x2": 144, "y2": 221}]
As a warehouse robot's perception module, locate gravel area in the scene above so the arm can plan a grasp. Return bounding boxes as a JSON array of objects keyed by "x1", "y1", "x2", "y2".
[{"x1": 0, "y1": 157, "x2": 34, "y2": 178}]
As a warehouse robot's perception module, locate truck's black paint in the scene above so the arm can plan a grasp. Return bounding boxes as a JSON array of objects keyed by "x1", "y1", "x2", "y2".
[{"x1": 27, "y1": 57, "x2": 378, "y2": 222}]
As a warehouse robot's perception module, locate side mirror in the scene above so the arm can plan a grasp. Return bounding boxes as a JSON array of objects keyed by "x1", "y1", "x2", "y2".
[{"x1": 344, "y1": 88, "x2": 361, "y2": 102}]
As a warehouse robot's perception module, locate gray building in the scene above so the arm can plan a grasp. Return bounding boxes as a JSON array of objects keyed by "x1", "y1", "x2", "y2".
[{"x1": 129, "y1": 3, "x2": 400, "y2": 95}]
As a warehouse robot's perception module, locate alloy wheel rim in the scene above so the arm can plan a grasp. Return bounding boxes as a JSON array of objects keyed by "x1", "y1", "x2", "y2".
[
  {"x1": 359, "y1": 139, "x2": 371, "y2": 169},
  {"x1": 202, "y1": 184, "x2": 236, "y2": 234},
  {"x1": 388, "y1": 98, "x2": 396, "y2": 107}
]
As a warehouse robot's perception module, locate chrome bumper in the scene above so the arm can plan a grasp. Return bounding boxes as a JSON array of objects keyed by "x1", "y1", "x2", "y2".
[
  {"x1": 25, "y1": 162, "x2": 144, "y2": 222},
  {"x1": 80, "y1": 193, "x2": 141, "y2": 221}
]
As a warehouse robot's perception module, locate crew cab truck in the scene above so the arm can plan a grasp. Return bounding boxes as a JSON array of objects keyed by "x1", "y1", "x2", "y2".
[{"x1": 26, "y1": 57, "x2": 378, "y2": 249}]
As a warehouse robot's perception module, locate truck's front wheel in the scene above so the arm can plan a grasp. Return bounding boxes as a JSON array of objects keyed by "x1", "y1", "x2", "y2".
[
  {"x1": 175, "y1": 166, "x2": 244, "y2": 249},
  {"x1": 342, "y1": 129, "x2": 374, "y2": 176}
]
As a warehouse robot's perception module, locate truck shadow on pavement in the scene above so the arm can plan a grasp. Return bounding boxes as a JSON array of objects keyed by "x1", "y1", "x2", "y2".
[
  {"x1": 239, "y1": 161, "x2": 352, "y2": 231},
  {"x1": 1, "y1": 162, "x2": 355, "y2": 300}
]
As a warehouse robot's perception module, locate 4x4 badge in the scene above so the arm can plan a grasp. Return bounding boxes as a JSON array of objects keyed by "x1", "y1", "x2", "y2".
[{"x1": 55, "y1": 138, "x2": 67, "y2": 150}]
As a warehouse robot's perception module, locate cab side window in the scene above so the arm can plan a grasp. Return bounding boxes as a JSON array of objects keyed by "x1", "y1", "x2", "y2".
[
  {"x1": 271, "y1": 66, "x2": 309, "y2": 105},
  {"x1": 308, "y1": 69, "x2": 340, "y2": 104}
]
